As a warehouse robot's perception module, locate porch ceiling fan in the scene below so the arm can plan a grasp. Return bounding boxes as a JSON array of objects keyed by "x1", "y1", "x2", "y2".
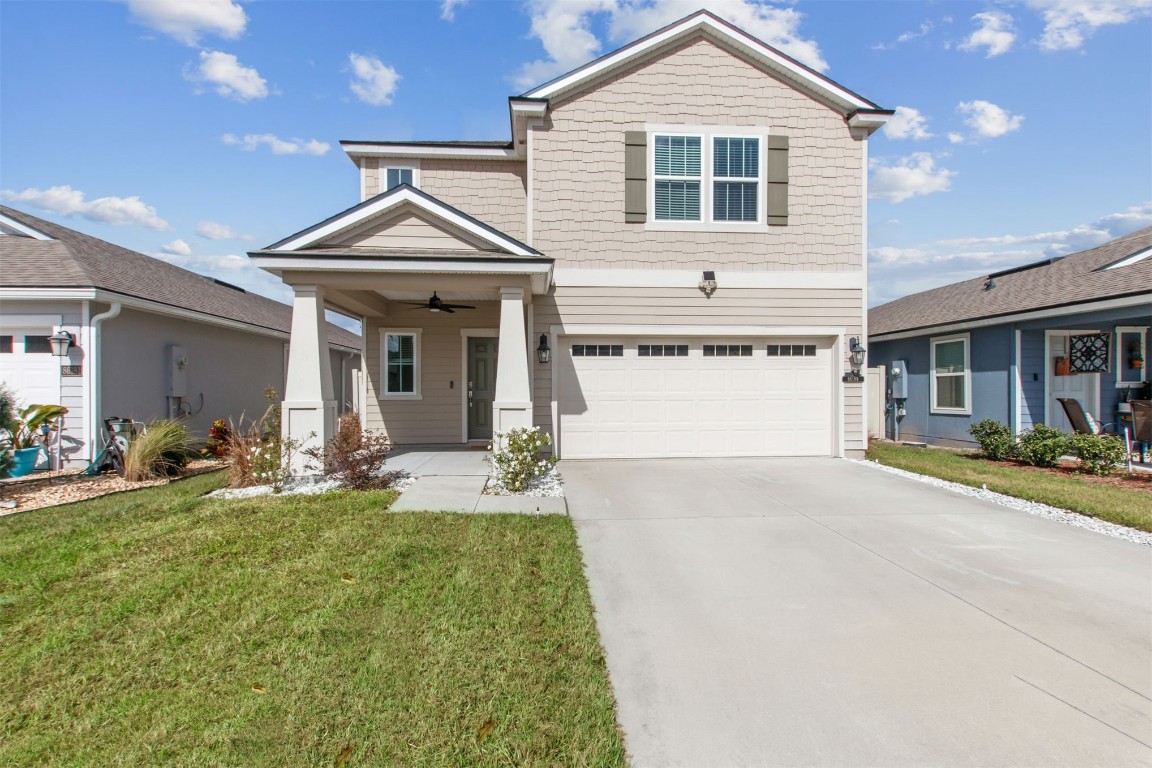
[{"x1": 400, "y1": 292, "x2": 475, "y2": 314}]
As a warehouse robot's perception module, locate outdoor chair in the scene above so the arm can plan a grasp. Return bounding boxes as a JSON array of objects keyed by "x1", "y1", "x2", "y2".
[
  {"x1": 1130, "y1": 400, "x2": 1152, "y2": 464},
  {"x1": 1057, "y1": 397, "x2": 1132, "y2": 472}
]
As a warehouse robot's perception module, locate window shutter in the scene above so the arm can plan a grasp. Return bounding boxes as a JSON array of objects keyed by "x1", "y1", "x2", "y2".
[
  {"x1": 624, "y1": 131, "x2": 647, "y2": 223},
  {"x1": 766, "y1": 134, "x2": 789, "y2": 226}
]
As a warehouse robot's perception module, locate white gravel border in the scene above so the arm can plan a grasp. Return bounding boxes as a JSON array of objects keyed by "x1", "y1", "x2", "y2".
[
  {"x1": 484, "y1": 465, "x2": 565, "y2": 497},
  {"x1": 206, "y1": 470, "x2": 416, "y2": 500},
  {"x1": 853, "y1": 459, "x2": 1152, "y2": 547}
]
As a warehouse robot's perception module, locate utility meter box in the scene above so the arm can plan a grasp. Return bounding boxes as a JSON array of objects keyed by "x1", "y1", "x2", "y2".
[
  {"x1": 168, "y1": 345, "x2": 188, "y2": 397},
  {"x1": 889, "y1": 359, "x2": 908, "y2": 399}
]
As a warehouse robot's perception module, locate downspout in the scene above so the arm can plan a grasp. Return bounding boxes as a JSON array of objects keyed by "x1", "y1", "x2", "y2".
[{"x1": 88, "y1": 302, "x2": 121, "y2": 461}]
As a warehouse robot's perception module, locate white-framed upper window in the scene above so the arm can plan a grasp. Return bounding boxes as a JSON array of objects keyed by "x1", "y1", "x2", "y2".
[
  {"x1": 385, "y1": 167, "x2": 414, "y2": 190},
  {"x1": 930, "y1": 333, "x2": 971, "y2": 415},
  {"x1": 1116, "y1": 326, "x2": 1148, "y2": 386},
  {"x1": 380, "y1": 329, "x2": 421, "y2": 398},
  {"x1": 650, "y1": 129, "x2": 763, "y2": 228}
]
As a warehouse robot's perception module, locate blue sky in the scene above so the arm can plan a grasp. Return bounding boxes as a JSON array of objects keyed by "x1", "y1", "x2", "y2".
[{"x1": 2, "y1": 0, "x2": 1149, "y2": 321}]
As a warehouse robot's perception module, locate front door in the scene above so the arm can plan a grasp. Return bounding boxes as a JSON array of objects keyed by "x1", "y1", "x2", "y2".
[
  {"x1": 468, "y1": 337, "x2": 498, "y2": 440},
  {"x1": 1048, "y1": 332, "x2": 1100, "y2": 432}
]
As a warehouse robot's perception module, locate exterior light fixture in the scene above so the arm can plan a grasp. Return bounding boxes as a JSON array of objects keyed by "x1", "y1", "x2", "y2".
[
  {"x1": 536, "y1": 333, "x2": 551, "y2": 364},
  {"x1": 698, "y1": 270, "x2": 717, "y2": 298},
  {"x1": 842, "y1": 336, "x2": 866, "y2": 383},
  {"x1": 48, "y1": 330, "x2": 75, "y2": 357}
]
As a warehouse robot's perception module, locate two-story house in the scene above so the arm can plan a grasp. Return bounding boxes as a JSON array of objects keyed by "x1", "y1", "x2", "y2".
[{"x1": 250, "y1": 11, "x2": 890, "y2": 467}]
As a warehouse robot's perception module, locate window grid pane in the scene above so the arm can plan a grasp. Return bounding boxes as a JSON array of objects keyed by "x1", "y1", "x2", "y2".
[
  {"x1": 713, "y1": 182, "x2": 758, "y2": 222},
  {"x1": 934, "y1": 340, "x2": 965, "y2": 373},
  {"x1": 935, "y1": 374, "x2": 965, "y2": 409},
  {"x1": 766, "y1": 344, "x2": 816, "y2": 357},
  {"x1": 386, "y1": 168, "x2": 413, "y2": 190},
  {"x1": 713, "y1": 137, "x2": 759, "y2": 178},
  {"x1": 386, "y1": 334, "x2": 415, "y2": 393},
  {"x1": 655, "y1": 135, "x2": 701, "y2": 177},
  {"x1": 655, "y1": 180, "x2": 701, "y2": 221}
]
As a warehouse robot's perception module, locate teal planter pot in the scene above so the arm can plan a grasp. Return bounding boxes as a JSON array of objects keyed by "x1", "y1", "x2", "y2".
[{"x1": 8, "y1": 447, "x2": 43, "y2": 478}]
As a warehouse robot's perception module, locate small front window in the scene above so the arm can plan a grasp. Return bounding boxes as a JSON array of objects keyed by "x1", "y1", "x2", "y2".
[
  {"x1": 386, "y1": 168, "x2": 414, "y2": 190},
  {"x1": 382, "y1": 331, "x2": 420, "y2": 397},
  {"x1": 931, "y1": 335, "x2": 970, "y2": 414}
]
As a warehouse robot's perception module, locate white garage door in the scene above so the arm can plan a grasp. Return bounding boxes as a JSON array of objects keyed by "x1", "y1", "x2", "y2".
[
  {"x1": 1, "y1": 328, "x2": 61, "y2": 408},
  {"x1": 558, "y1": 337, "x2": 834, "y2": 459}
]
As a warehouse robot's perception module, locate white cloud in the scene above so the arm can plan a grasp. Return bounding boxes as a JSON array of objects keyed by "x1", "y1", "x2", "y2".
[
  {"x1": 123, "y1": 0, "x2": 246, "y2": 46},
  {"x1": 958, "y1": 11, "x2": 1017, "y2": 57},
  {"x1": 222, "y1": 133, "x2": 330, "y2": 156},
  {"x1": 348, "y1": 53, "x2": 401, "y2": 106},
  {"x1": 947, "y1": 132, "x2": 965, "y2": 144},
  {"x1": 196, "y1": 220, "x2": 244, "y2": 240},
  {"x1": 441, "y1": 0, "x2": 468, "y2": 21},
  {"x1": 868, "y1": 202, "x2": 1152, "y2": 304},
  {"x1": 869, "y1": 153, "x2": 956, "y2": 203},
  {"x1": 0, "y1": 185, "x2": 170, "y2": 230},
  {"x1": 1026, "y1": 0, "x2": 1152, "y2": 51},
  {"x1": 185, "y1": 50, "x2": 268, "y2": 101},
  {"x1": 958, "y1": 99, "x2": 1024, "y2": 139},
  {"x1": 161, "y1": 238, "x2": 192, "y2": 256},
  {"x1": 873, "y1": 20, "x2": 934, "y2": 50},
  {"x1": 511, "y1": 0, "x2": 827, "y2": 93},
  {"x1": 883, "y1": 106, "x2": 933, "y2": 140}
]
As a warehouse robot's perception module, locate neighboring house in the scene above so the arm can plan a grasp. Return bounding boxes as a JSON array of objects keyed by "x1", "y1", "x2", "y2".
[
  {"x1": 0, "y1": 206, "x2": 361, "y2": 469},
  {"x1": 868, "y1": 227, "x2": 1152, "y2": 447},
  {"x1": 250, "y1": 11, "x2": 891, "y2": 466}
]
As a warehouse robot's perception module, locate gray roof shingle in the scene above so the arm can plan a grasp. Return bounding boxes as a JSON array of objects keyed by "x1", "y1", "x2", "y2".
[
  {"x1": 0, "y1": 206, "x2": 361, "y2": 349},
  {"x1": 869, "y1": 226, "x2": 1152, "y2": 337}
]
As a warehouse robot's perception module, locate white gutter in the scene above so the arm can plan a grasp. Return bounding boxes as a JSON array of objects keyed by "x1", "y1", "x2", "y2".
[{"x1": 87, "y1": 302, "x2": 121, "y2": 461}]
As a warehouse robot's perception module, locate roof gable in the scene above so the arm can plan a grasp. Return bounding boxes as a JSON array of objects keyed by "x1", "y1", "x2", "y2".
[
  {"x1": 266, "y1": 184, "x2": 540, "y2": 257},
  {"x1": 522, "y1": 10, "x2": 884, "y2": 118}
]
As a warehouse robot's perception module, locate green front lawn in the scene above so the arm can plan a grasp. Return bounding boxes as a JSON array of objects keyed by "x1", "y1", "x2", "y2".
[
  {"x1": 867, "y1": 442, "x2": 1152, "y2": 533},
  {"x1": 0, "y1": 473, "x2": 624, "y2": 767}
]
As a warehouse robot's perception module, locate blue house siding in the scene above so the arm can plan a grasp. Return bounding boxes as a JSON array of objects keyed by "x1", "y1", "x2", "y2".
[
  {"x1": 1019, "y1": 329, "x2": 1045, "y2": 431},
  {"x1": 869, "y1": 325, "x2": 1012, "y2": 448},
  {"x1": 870, "y1": 302, "x2": 1150, "y2": 447}
]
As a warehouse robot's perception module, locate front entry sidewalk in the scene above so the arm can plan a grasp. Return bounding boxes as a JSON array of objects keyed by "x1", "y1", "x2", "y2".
[{"x1": 387, "y1": 446, "x2": 567, "y2": 515}]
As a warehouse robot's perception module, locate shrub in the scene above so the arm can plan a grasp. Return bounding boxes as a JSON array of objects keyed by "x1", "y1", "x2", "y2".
[
  {"x1": 487, "y1": 427, "x2": 555, "y2": 493},
  {"x1": 1017, "y1": 424, "x2": 1068, "y2": 468},
  {"x1": 1069, "y1": 432, "x2": 1128, "y2": 476},
  {"x1": 305, "y1": 411, "x2": 396, "y2": 490},
  {"x1": 124, "y1": 420, "x2": 190, "y2": 481},
  {"x1": 0, "y1": 383, "x2": 18, "y2": 435},
  {"x1": 968, "y1": 419, "x2": 1017, "y2": 460},
  {"x1": 202, "y1": 419, "x2": 232, "y2": 458}
]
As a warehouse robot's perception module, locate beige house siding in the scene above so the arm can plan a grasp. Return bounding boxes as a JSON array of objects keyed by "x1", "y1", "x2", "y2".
[
  {"x1": 364, "y1": 302, "x2": 503, "y2": 444},
  {"x1": 531, "y1": 286, "x2": 865, "y2": 454},
  {"x1": 419, "y1": 160, "x2": 528, "y2": 243},
  {"x1": 333, "y1": 210, "x2": 487, "y2": 250},
  {"x1": 532, "y1": 36, "x2": 863, "y2": 271}
]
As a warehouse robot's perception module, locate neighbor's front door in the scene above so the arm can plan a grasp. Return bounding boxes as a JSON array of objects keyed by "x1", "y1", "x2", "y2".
[
  {"x1": 468, "y1": 337, "x2": 498, "y2": 440},
  {"x1": 1048, "y1": 332, "x2": 1100, "y2": 432}
]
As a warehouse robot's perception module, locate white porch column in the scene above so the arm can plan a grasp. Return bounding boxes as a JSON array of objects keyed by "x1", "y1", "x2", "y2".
[
  {"x1": 283, "y1": 285, "x2": 335, "y2": 474},
  {"x1": 493, "y1": 286, "x2": 533, "y2": 441}
]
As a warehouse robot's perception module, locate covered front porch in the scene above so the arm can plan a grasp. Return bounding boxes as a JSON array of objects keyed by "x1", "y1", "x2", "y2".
[{"x1": 249, "y1": 185, "x2": 553, "y2": 471}]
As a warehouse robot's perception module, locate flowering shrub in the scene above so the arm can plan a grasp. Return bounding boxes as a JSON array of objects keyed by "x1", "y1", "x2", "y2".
[
  {"x1": 1069, "y1": 432, "x2": 1128, "y2": 476},
  {"x1": 487, "y1": 427, "x2": 555, "y2": 493},
  {"x1": 202, "y1": 419, "x2": 232, "y2": 458}
]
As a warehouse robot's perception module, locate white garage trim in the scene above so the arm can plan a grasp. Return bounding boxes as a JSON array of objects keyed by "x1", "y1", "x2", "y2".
[{"x1": 551, "y1": 328, "x2": 844, "y2": 459}]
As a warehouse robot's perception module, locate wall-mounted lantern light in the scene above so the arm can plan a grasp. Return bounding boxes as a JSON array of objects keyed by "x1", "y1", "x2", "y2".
[
  {"x1": 536, "y1": 333, "x2": 551, "y2": 364},
  {"x1": 842, "y1": 336, "x2": 866, "y2": 383},
  {"x1": 49, "y1": 330, "x2": 75, "y2": 358},
  {"x1": 698, "y1": 270, "x2": 718, "y2": 298}
]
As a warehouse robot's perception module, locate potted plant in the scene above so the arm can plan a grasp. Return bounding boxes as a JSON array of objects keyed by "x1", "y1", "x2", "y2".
[{"x1": 4, "y1": 403, "x2": 68, "y2": 478}]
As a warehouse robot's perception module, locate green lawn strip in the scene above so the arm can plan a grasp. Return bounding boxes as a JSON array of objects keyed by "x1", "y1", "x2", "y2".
[
  {"x1": 866, "y1": 442, "x2": 1152, "y2": 533},
  {"x1": 1, "y1": 474, "x2": 624, "y2": 767}
]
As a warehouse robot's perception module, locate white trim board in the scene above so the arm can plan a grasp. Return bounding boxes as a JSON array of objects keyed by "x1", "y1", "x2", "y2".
[
  {"x1": 553, "y1": 268, "x2": 863, "y2": 289},
  {"x1": 342, "y1": 143, "x2": 519, "y2": 161},
  {"x1": 523, "y1": 12, "x2": 877, "y2": 114},
  {"x1": 272, "y1": 187, "x2": 538, "y2": 256},
  {"x1": 870, "y1": 294, "x2": 1152, "y2": 342},
  {"x1": 0, "y1": 213, "x2": 54, "y2": 240}
]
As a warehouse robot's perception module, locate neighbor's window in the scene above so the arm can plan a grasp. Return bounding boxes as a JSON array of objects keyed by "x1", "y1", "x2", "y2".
[
  {"x1": 382, "y1": 331, "x2": 420, "y2": 397},
  {"x1": 931, "y1": 334, "x2": 970, "y2": 414},
  {"x1": 385, "y1": 167, "x2": 414, "y2": 190}
]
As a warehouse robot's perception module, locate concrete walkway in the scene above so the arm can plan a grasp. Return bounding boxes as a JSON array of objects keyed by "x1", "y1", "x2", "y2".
[
  {"x1": 562, "y1": 457, "x2": 1152, "y2": 767},
  {"x1": 387, "y1": 447, "x2": 566, "y2": 514}
]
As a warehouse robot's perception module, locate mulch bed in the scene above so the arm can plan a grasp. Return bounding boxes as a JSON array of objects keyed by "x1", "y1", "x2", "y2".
[
  {"x1": 968, "y1": 455, "x2": 1152, "y2": 494},
  {"x1": 0, "y1": 460, "x2": 223, "y2": 516}
]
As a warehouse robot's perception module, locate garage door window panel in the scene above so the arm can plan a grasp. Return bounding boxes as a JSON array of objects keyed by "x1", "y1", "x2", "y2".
[
  {"x1": 931, "y1": 334, "x2": 971, "y2": 415},
  {"x1": 0, "y1": 336, "x2": 12, "y2": 353}
]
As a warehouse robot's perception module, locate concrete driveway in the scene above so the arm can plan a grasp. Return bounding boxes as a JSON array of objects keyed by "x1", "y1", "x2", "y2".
[{"x1": 561, "y1": 458, "x2": 1152, "y2": 767}]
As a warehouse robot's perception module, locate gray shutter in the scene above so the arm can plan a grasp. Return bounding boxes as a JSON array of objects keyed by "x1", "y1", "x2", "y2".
[
  {"x1": 624, "y1": 131, "x2": 647, "y2": 223},
  {"x1": 766, "y1": 134, "x2": 788, "y2": 226}
]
